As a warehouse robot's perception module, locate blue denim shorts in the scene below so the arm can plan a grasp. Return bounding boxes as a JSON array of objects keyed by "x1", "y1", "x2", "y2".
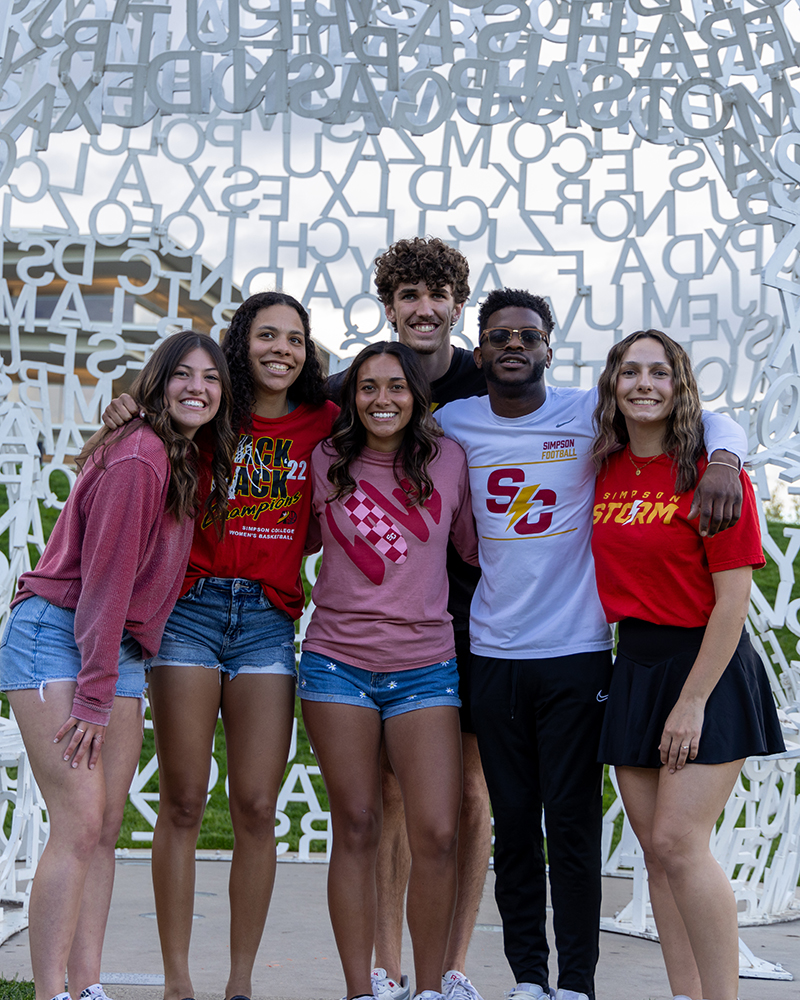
[
  {"x1": 0, "y1": 594, "x2": 146, "y2": 698},
  {"x1": 149, "y1": 577, "x2": 296, "y2": 679},
  {"x1": 298, "y1": 651, "x2": 460, "y2": 719}
]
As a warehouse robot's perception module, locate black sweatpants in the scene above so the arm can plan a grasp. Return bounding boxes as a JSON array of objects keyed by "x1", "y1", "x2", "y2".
[{"x1": 471, "y1": 650, "x2": 612, "y2": 999}]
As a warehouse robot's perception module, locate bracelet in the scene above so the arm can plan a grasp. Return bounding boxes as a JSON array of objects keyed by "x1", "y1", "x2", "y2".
[{"x1": 707, "y1": 461, "x2": 739, "y2": 471}]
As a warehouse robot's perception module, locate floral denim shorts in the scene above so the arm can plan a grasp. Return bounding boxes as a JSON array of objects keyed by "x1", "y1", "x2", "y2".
[{"x1": 298, "y1": 651, "x2": 460, "y2": 720}]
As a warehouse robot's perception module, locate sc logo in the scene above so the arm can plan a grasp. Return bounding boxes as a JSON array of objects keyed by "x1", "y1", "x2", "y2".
[{"x1": 486, "y1": 469, "x2": 556, "y2": 535}]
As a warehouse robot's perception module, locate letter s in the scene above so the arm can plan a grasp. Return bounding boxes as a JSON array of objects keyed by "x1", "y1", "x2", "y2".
[{"x1": 486, "y1": 468, "x2": 524, "y2": 513}]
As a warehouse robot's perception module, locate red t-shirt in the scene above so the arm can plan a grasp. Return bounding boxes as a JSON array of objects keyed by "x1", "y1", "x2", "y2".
[
  {"x1": 591, "y1": 450, "x2": 765, "y2": 627},
  {"x1": 184, "y1": 401, "x2": 338, "y2": 619}
]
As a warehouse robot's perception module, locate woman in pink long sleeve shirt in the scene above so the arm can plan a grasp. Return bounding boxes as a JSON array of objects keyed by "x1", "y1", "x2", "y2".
[
  {"x1": 299, "y1": 341, "x2": 479, "y2": 1000},
  {"x1": 0, "y1": 331, "x2": 235, "y2": 1000}
]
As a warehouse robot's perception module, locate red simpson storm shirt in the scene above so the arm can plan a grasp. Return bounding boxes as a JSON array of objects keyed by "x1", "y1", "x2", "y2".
[
  {"x1": 591, "y1": 450, "x2": 764, "y2": 627},
  {"x1": 183, "y1": 401, "x2": 338, "y2": 619}
]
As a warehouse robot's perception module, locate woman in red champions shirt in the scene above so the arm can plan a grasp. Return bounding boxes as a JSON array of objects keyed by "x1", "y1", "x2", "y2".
[
  {"x1": 104, "y1": 292, "x2": 337, "y2": 1000},
  {"x1": 149, "y1": 294, "x2": 336, "y2": 1000},
  {"x1": 299, "y1": 341, "x2": 478, "y2": 1000},
  {"x1": 590, "y1": 330, "x2": 784, "y2": 1000},
  {"x1": 0, "y1": 331, "x2": 234, "y2": 1000}
]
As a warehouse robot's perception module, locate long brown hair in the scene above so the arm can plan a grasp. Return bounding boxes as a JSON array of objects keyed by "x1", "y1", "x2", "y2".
[
  {"x1": 82, "y1": 332, "x2": 237, "y2": 525},
  {"x1": 592, "y1": 329, "x2": 704, "y2": 493},
  {"x1": 221, "y1": 291, "x2": 327, "y2": 432},
  {"x1": 326, "y1": 341, "x2": 442, "y2": 505}
]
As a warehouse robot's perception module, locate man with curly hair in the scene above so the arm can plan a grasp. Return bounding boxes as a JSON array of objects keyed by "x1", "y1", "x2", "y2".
[{"x1": 329, "y1": 237, "x2": 491, "y2": 1000}]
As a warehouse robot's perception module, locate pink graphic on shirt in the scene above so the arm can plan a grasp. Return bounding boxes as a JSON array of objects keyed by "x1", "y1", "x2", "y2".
[
  {"x1": 343, "y1": 489, "x2": 408, "y2": 563},
  {"x1": 325, "y1": 505, "x2": 385, "y2": 585}
]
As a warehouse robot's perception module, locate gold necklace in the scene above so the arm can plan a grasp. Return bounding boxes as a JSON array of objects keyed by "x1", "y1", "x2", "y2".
[{"x1": 627, "y1": 445, "x2": 662, "y2": 476}]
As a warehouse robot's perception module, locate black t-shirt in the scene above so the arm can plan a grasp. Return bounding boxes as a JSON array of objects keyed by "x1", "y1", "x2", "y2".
[
  {"x1": 326, "y1": 347, "x2": 486, "y2": 630},
  {"x1": 326, "y1": 347, "x2": 486, "y2": 408}
]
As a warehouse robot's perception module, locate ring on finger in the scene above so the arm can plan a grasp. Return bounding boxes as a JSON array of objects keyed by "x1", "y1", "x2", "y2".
[
  {"x1": 682, "y1": 744, "x2": 689, "y2": 749},
  {"x1": 76, "y1": 729, "x2": 85, "y2": 734}
]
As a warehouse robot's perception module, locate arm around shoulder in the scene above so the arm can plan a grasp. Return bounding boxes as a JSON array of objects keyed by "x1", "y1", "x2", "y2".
[
  {"x1": 448, "y1": 443, "x2": 479, "y2": 567},
  {"x1": 692, "y1": 411, "x2": 748, "y2": 537}
]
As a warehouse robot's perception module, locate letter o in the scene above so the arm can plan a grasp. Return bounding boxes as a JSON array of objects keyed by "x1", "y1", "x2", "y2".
[
  {"x1": 89, "y1": 199, "x2": 134, "y2": 246},
  {"x1": 161, "y1": 118, "x2": 206, "y2": 164},
  {"x1": 160, "y1": 211, "x2": 204, "y2": 256},
  {"x1": 671, "y1": 77, "x2": 731, "y2": 137},
  {"x1": 508, "y1": 121, "x2": 552, "y2": 163},
  {"x1": 589, "y1": 195, "x2": 635, "y2": 241}
]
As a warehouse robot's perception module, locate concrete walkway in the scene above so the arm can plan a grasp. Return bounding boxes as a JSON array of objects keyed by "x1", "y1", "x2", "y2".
[{"x1": 0, "y1": 856, "x2": 797, "y2": 1000}]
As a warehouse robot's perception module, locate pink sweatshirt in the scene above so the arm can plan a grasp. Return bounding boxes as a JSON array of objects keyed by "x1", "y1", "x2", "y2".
[
  {"x1": 14, "y1": 424, "x2": 194, "y2": 725},
  {"x1": 303, "y1": 438, "x2": 478, "y2": 671}
]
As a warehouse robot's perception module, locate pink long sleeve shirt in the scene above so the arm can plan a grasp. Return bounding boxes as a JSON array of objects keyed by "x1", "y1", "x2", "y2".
[
  {"x1": 302, "y1": 438, "x2": 478, "y2": 671},
  {"x1": 14, "y1": 424, "x2": 194, "y2": 725}
]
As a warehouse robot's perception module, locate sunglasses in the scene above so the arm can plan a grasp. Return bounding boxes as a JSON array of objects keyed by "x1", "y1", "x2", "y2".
[{"x1": 480, "y1": 327, "x2": 550, "y2": 349}]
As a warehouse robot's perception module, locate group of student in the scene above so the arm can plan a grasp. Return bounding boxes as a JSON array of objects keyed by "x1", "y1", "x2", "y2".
[{"x1": 0, "y1": 236, "x2": 784, "y2": 1000}]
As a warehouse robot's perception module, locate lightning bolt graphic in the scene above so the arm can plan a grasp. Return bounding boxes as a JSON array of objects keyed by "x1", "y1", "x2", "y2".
[
  {"x1": 621, "y1": 499, "x2": 643, "y2": 525},
  {"x1": 507, "y1": 484, "x2": 540, "y2": 530}
]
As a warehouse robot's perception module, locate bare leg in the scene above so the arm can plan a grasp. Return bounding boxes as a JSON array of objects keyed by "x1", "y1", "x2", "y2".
[
  {"x1": 385, "y1": 707, "x2": 462, "y2": 994},
  {"x1": 443, "y1": 732, "x2": 491, "y2": 974},
  {"x1": 221, "y1": 672, "x2": 295, "y2": 1000},
  {"x1": 617, "y1": 761, "x2": 743, "y2": 1000},
  {"x1": 67, "y1": 696, "x2": 144, "y2": 994},
  {"x1": 652, "y1": 761, "x2": 743, "y2": 1000},
  {"x1": 9, "y1": 686, "x2": 106, "y2": 1000},
  {"x1": 616, "y1": 766, "x2": 702, "y2": 1000},
  {"x1": 149, "y1": 665, "x2": 222, "y2": 1000},
  {"x1": 302, "y1": 700, "x2": 384, "y2": 1000},
  {"x1": 374, "y1": 740, "x2": 410, "y2": 981}
]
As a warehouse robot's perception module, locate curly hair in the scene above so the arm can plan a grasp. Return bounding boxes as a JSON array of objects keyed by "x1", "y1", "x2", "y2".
[
  {"x1": 374, "y1": 237, "x2": 471, "y2": 311},
  {"x1": 478, "y1": 288, "x2": 555, "y2": 336},
  {"x1": 592, "y1": 329, "x2": 705, "y2": 493},
  {"x1": 221, "y1": 292, "x2": 327, "y2": 432},
  {"x1": 82, "y1": 331, "x2": 237, "y2": 527},
  {"x1": 325, "y1": 341, "x2": 443, "y2": 505}
]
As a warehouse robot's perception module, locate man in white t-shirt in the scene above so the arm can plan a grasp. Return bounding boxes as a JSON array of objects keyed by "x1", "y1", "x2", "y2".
[{"x1": 438, "y1": 288, "x2": 746, "y2": 1000}]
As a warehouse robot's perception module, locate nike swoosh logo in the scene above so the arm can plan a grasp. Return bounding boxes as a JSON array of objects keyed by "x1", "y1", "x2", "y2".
[
  {"x1": 556, "y1": 417, "x2": 575, "y2": 428},
  {"x1": 596, "y1": 690, "x2": 609, "y2": 702}
]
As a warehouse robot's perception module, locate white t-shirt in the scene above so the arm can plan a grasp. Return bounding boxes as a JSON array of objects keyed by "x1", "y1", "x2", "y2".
[{"x1": 438, "y1": 386, "x2": 747, "y2": 660}]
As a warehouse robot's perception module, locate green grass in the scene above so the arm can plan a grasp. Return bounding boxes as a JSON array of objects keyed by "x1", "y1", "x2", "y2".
[
  {"x1": 0, "y1": 478, "x2": 327, "y2": 852},
  {"x1": 1, "y1": 481, "x2": 797, "y2": 851},
  {"x1": 0, "y1": 979, "x2": 35, "y2": 999},
  {"x1": 753, "y1": 519, "x2": 800, "y2": 664}
]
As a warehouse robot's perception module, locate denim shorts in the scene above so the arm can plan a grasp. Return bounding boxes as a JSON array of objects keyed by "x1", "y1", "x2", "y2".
[
  {"x1": 298, "y1": 651, "x2": 461, "y2": 719},
  {"x1": 0, "y1": 594, "x2": 146, "y2": 698},
  {"x1": 149, "y1": 577, "x2": 296, "y2": 679}
]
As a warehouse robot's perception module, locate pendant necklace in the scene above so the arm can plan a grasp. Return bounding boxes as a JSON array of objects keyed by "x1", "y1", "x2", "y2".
[{"x1": 627, "y1": 445, "x2": 662, "y2": 476}]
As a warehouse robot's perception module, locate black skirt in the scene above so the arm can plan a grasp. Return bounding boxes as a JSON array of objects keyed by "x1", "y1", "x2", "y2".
[{"x1": 599, "y1": 619, "x2": 786, "y2": 768}]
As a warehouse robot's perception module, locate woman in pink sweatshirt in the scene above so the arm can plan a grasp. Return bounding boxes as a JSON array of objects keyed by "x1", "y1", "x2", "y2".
[
  {"x1": 99, "y1": 292, "x2": 337, "y2": 1000},
  {"x1": 0, "y1": 331, "x2": 235, "y2": 1000},
  {"x1": 300, "y1": 341, "x2": 478, "y2": 1000}
]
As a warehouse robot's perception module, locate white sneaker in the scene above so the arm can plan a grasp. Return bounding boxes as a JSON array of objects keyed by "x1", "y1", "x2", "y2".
[
  {"x1": 415, "y1": 993, "x2": 446, "y2": 1000},
  {"x1": 80, "y1": 987, "x2": 116, "y2": 1000},
  {"x1": 504, "y1": 985, "x2": 549, "y2": 1000},
  {"x1": 372, "y1": 968, "x2": 411, "y2": 1000},
  {"x1": 442, "y1": 970, "x2": 484, "y2": 1000},
  {"x1": 50, "y1": 994, "x2": 71, "y2": 1000},
  {"x1": 554, "y1": 991, "x2": 589, "y2": 1000}
]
